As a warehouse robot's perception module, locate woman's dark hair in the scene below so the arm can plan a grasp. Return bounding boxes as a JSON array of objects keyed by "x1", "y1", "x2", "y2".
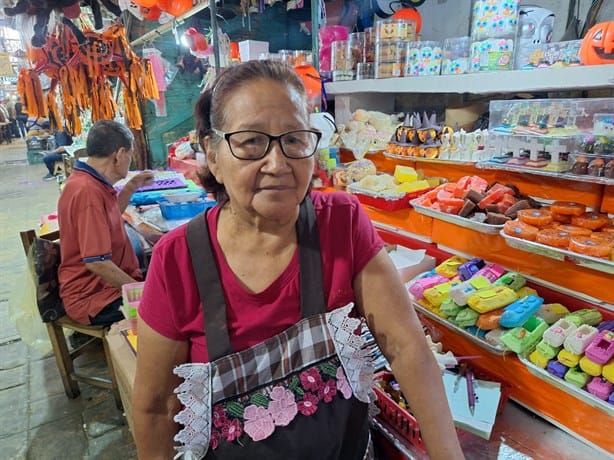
[
  {"x1": 86, "y1": 120, "x2": 134, "y2": 158},
  {"x1": 194, "y1": 60, "x2": 308, "y2": 202}
]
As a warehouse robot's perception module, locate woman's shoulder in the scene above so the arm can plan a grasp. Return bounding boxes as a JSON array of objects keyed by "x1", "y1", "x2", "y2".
[
  {"x1": 153, "y1": 223, "x2": 189, "y2": 254},
  {"x1": 310, "y1": 189, "x2": 360, "y2": 212}
]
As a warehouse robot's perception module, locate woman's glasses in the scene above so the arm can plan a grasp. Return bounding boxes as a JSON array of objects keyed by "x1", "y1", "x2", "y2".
[{"x1": 212, "y1": 128, "x2": 321, "y2": 160}]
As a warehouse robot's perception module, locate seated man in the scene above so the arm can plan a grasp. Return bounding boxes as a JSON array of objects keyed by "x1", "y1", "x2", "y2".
[
  {"x1": 57, "y1": 120, "x2": 154, "y2": 326},
  {"x1": 43, "y1": 129, "x2": 73, "y2": 180}
]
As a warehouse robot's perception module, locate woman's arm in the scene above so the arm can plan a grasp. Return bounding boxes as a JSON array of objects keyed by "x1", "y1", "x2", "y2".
[
  {"x1": 133, "y1": 317, "x2": 189, "y2": 459},
  {"x1": 353, "y1": 248, "x2": 464, "y2": 460}
]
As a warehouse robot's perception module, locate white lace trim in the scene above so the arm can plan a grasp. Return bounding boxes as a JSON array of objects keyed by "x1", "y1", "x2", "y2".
[
  {"x1": 326, "y1": 303, "x2": 376, "y2": 404},
  {"x1": 173, "y1": 363, "x2": 211, "y2": 459}
]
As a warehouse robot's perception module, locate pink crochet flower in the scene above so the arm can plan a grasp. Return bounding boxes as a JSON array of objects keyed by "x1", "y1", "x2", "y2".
[
  {"x1": 336, "y1": 367, "x2": 352, "y2": 399},
  {"x1": 268, "y1": 386, "x2": 298, "y2": 427},
  {"x1": 319, "y1": 379, "x2": 337, "y2": 403},
  {"x1": 300, "y1": 367, "x2": 323, "y2": 392},
  {"x1": 243, "y1": 405, "x2": 275, "y2": 441},
  {"x1": 297, "y1": 393, "x2": 319, "y2": 416},
  {"x1": 222, "y1": 418, "x2": 243, "y2": 442},
  {"x1": 212, "y1": 404, "x2": 228, "y2": 429},
  {"x1": 210, "y1": 428, "x2": 221, "y2": 450}
]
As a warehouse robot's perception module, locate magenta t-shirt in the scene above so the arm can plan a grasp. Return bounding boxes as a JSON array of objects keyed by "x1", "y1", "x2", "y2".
[{"x1": 139, "y1": 190, "x2": 384, "y2": 363}]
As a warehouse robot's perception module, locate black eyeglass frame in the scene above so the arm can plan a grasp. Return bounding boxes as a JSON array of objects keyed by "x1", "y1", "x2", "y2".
[{"x1": 211, "y1": 127, "x2": 322, "y2": 161}]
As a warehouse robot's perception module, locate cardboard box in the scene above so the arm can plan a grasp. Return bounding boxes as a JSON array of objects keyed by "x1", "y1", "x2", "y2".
[
  {"x1": 387, "y1": 245, "x2": 436, "y2": 284},
  {"x1": 239, "y1": 40, "x2": 269, "y2": 62}
]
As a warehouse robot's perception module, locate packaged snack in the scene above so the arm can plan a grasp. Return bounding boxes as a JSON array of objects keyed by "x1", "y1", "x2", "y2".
[
  {"x1": 517, "y1": 208, "x2": 553, "y2": 227},
  {"x1": 484, "y1": 328, "x2": 506, "y2": 348},
  {"x1": 571, "y1": 212, "x2": 610, "y2": 231},
  {"x1": 551, "y1": 212, "x2": 572, "y2": 224},
  {"x1": 555, "y1": 225, "x2": 592, "y2": 237},
  {"x1": 584, "y1": 330, "x2": 614, "y2": 365},
  {"x1": 407, "y1": 273, "x2": 449, "y2": 300},
  {"x1": 455, "y1": 308, "x2": 479, "y2": 327},
  {"x1": 579, "y1": 355, "x2": 604, "y2": 377},
  {"x1": 558, "y1": 349, "x2": 581, "y2": 367},
  {"x1": 536, "y1": 339, "x2": 561, "y2": 359},
  {"x1": 564, "y1": 366, "x2": 590, "y2": 388},
  {"x1": 529, "y1": 349, "x2": 550, "y2": 368},
  {"x1": 536, "y1": 228, "x2": 572, "y2": 249},
  {"x1": 500, "y1": 317, "x2": 548, "y2": 354},
  {"x1": 476, "y1": 308, "x2": 504, "y2": 330},
  {"x1": 434, "y1": 255, "x2": 468, "y2": 278},
  {"x1": 499, "y1": 295, "x2": 544, "y2": 328},
  {"x1": 568, "y1": 236, "x2": 611, "y2": 258},
  {"x1": 535, "y1": 303, "x2": 570, "y2": 324},
  {"x1": 542, "y1": 318, "x2": 578, "y2": 347},
  {"x1": 586, "y1": 377, "x2": 613, "y2": 400},
  {"x1": 503, "y1": 220, "x2": 539, "y2": 241},
  {"x1": 493, "y1": 272, "x2": 526, "y2": 291},
  {"x1": 565, "y1": 308, "x2": 603, "y2": 327},
  {"x1": 457, "y1": 258, "x2": 485, "y2": 281},
  {"x1": 547, "y1": 360, "x2": 568, "y2": 378},
  {"x1": 550, "y1": 201, "x2": 586, "y2": 216},
  {"x1": 563, "y1": 324, "x2": 599, "y2": 354},
  {"x1": 602, "y1": 359, "x2": 614, "y2": 384},
  {"x1": 467, "y1": 285, "x2": 518, "y2": 313},
  {"x1": 423, "y1": 280, "x2": 461, "y2": 307},
  {"x1": 473, "y1": 263, "x2": 506, "y2": 283}
]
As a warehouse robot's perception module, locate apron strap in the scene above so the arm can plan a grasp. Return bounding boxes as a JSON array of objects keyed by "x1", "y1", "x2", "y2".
[
  {"x1": 186, "y1": 195, "x2": 326, "y2": 361},
  {"x1": 296, "y1": 195, "x2": 326, "y2": 318},
  {"x1": 187, "y1": 210, "x2": 234, "y2": 360}
]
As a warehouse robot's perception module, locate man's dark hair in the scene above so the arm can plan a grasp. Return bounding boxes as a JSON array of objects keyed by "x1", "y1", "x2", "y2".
[{"x1": 86, "y1": 120, "x2": 134, "y2": 158}]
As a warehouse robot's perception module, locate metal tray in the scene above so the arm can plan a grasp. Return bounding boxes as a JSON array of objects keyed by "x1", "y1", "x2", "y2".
[
  {"x1": 500, "y1": 230, "x2": 614, "y2": 275},
  {"x1": 413, "y1": 303, "x2": 511, "y2": 356},
  {"x1": 518, "y1": 356, "x2": 614, "y2": 417},
  {"x1": 383, "y1": 151, "x2": 476, "y2": 166},
  {"x1": 411, "y1": 200, "x2": 505, "y2": 235},
  {"x1": 346, "y1": 182, "x2": 406, "y2": 200}
]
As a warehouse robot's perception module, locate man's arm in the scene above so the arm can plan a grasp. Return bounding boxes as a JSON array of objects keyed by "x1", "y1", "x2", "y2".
[
  {"x1": 84, "y1": 259, "x2": 138, "y2": 288},
  {"x1": 117, "y1": 171, "x2": 155, "y2": 213}
]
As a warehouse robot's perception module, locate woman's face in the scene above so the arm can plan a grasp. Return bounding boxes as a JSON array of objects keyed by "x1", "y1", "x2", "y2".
[{"x1": 206, "y1": 79, "x2": 314, "y2": 224}]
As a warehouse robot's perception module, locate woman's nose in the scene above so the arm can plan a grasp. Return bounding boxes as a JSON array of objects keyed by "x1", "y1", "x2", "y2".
[{"x1": 262, "y1": 140, "x2": 290, "y2": 171}]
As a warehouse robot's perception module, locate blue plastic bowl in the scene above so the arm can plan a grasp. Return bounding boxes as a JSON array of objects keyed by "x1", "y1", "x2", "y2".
[{"x1": 158, "y1": 198, "x2": 216, "y2": 220}]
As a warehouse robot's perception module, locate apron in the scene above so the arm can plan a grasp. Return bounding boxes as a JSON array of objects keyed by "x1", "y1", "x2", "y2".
[{"x1": 173, "y1": 197, "x2": 376, "y2": 460}]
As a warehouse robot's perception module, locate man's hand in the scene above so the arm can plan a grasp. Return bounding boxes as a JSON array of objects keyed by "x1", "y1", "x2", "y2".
[
  {"x1": 127, "y1": 171, "x2": 155, "y2": 191},
  {"x1": 118, "y1": 171, "x2": 155, "y2": 213}
]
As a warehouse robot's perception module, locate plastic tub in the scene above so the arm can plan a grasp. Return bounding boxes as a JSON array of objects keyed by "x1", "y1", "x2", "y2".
[{"x1": 158, "y1": 198, "x2": 216, "y2": 220}]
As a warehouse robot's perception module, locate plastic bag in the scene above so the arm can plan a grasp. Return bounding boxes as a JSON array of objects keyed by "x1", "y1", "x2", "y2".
[{"x1": 7, "y1": 265, "x2": 52, "y2": 356}]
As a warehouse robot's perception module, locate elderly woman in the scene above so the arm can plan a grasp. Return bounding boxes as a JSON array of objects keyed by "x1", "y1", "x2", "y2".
[{"x1": 133, "y1": 60, "x2": 463, "y2": 459}]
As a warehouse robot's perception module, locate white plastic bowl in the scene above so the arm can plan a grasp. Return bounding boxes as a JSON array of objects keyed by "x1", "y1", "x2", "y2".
[{"x1": 163, "y1": 192, "x2": 202, "y2": 203}]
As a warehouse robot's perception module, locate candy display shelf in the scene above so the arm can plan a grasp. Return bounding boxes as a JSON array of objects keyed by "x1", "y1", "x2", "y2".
[
  {"x1": 326, "y1": 65, "x2": 614, "y2": 97},
  {"x1": 477, "y1": 161, "x2": 614, "y2": 186}
]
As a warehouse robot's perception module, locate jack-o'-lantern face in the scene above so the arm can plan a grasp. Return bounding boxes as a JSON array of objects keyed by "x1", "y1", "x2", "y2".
[{"x1": 580, "y1": 21, "x2": 614, "y2": 65}]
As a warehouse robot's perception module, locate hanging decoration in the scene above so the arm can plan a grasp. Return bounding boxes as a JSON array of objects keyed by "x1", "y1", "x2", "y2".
[
  {"x1": 3, "y1": 0, "x2": 122, "y2": 47},
  {"x1": 17, "y1": 22, "x2": 160, "y2": 132}
]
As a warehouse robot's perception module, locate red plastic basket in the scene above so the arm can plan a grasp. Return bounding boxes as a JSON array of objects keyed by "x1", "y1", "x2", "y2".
[
  {"x1": 373, "y1": 372, "x2": 426, "y2": 452},
  {"x1": 373, "y1": 369, "x2": 512, "y2": 450}
]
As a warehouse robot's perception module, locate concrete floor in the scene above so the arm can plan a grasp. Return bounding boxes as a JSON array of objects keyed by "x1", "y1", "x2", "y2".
[{"x1": 0, "y1": 139, "x2": 136, "y2": 459}]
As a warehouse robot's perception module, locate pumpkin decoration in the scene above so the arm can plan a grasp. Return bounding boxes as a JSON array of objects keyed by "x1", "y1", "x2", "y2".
[
  {"x1": 392, "y1": 7, "x2": 422, "y2": 34},
  {"x1": 580, "y1": 21, "x2": 614, "y2": 65}
]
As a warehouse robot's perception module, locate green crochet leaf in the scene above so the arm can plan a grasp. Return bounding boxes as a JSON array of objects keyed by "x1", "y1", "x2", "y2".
[
  {"x1": 319, "y1": 362, "x2": 338, "y2": 378},
  {"x1": 250, "y1": 392, "x2": 270, "y2": 407},
  {"x1": 225, "y1": 401, "x2": 244, "y2": 418},
  {"x1": 288, "y1": 376, "x2": 305, "y2": 396}
]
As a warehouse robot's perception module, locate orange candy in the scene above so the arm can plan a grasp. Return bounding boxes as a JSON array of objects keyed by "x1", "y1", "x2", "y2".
[
  {"x1": 551, "y1": 212, "x2": 573, "y2": 224},
  {"x1": 568, "y1": 236, "x2": 612, "y2": 258},
  {"x1": 550, "y1": 201, "x2": 586, "y2": 216},
  {"x1": 536, "y1": 228, "x2": 572, "y2": 249},
  {"x1": 504, "y1": 220, "x2": 540, "y2": 241},
  {"x1": 517, "y1": 208, "x2": 553, "y2": 227},
  {"x1": 571, "y1": 212, "x2": 611, "y2": 230},
  {"x1": 555, "y1": 224, "x2": 593, "y2": 237}
]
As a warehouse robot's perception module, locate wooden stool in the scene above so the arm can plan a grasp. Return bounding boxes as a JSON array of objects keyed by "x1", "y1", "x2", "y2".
[
  {"x1": 20, "y1": 229, "x2": 122, "y2": 409},
  {"x1": 53, "y1": 161, "x2": 64, "y2": 176}
]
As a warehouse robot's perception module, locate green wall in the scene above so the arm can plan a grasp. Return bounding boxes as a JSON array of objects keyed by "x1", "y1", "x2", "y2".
[{"x1": 135, "y1": 3, "x2": 312, "y2": 168}]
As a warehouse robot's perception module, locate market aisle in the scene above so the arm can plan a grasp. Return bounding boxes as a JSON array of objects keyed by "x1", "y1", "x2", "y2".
[{"x1": 0, "y1": 141, "x2": 137, "y2": 459}]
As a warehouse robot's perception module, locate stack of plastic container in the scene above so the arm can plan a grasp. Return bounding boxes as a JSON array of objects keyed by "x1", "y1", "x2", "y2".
[
  {"x1": 404, "y1": 40, "x2": 443, "y2": 77},
  {"x1": 469, "y1": 0, "x2": 520, "y2": 73},
  {"x1": 374, "y1": 18, "x2": 417, "y2": 79}
]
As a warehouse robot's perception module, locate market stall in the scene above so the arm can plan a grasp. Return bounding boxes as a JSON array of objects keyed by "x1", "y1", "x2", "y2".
[{"x1": 8, "y1": 0, "x2": 614, "y2": 457}]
